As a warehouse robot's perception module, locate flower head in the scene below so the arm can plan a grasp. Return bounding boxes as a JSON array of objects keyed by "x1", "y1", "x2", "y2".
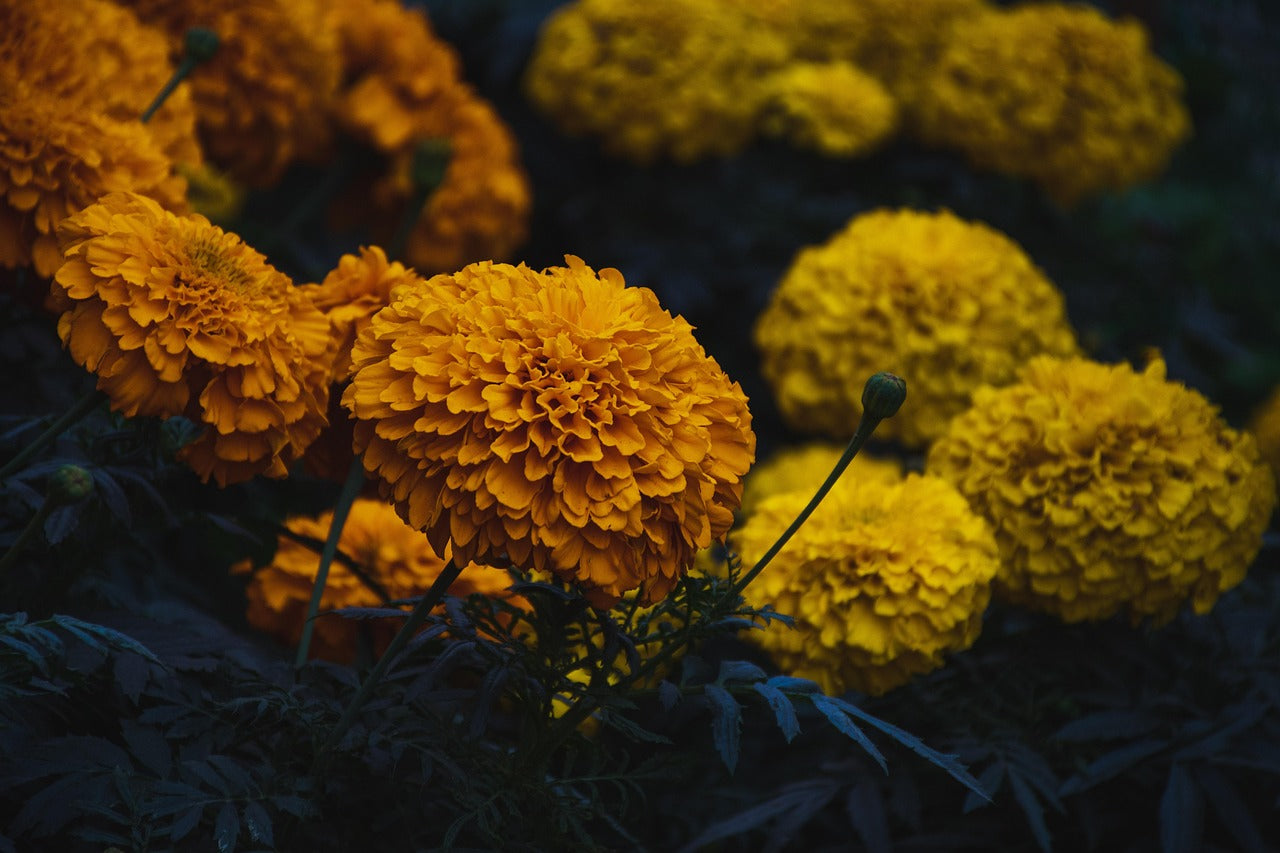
[
  {"x1": 524, "y1": 0, "x2": 791, "y2": 163},
  {"x1": 926, "y1": 356, "x2": 1277, "y2": 623},
  {"x1": 754, "y1": 208, "x2": 1078, "y2": 447},
  {"x1": 1248, "y1": 386, "x2": 1280, "y2": 481},
  {"x1": 122, "y1": 0, "x2": 341, "y2": 185},
  {"x1": 757, "y1": 61, "x2": 899, "y2": 158},
  {"x1": 343, "y1": 255, "x2": 756, "y2": 608},
  {"x1": 915, "y1": 4, "x2": 1191, "y2": 204},
  {"x1": 741, "y1": 442, "x2": 901, "y2": 516},
  {"x1": 53, "y1": 192, "x2": 334, "y2": 486},
  {"x1": 234, "y1": 497, "x2": 515, "y2": 662},
  {"x1": 733, "y1": 472, "x2": 999, "y2": 696}
]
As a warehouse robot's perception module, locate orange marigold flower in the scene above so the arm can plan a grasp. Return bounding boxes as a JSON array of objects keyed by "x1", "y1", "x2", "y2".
[
  {"x1": 927, "y1": 356, "x2": 1277, "y2": 623},
  {"x1": 0, "y1": 76, "x2": 185, "y2": 277},
  {"x1": 733, "y1": 472, "x2": 1000, "y2": 696},
  {"x1": 233, "y1": 497, "x2": 516, "y2": 662},
  {"x1": 342, "y1": 255, "x2": 756, "y2": 608},
  {"x1": 121, "y1": 0, "x2": 341, "y2": 186},
  {"x1": 53, "y1": 191, "x2": 335, "y2": 486}
]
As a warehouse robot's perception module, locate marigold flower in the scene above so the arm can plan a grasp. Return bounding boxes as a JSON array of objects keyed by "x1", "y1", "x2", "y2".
[
  {"x1": 1248, "y1": 386, "x2": 1280, "y2": 481},
  {"x1": 915, "y1": 4, "x2": 1191, "y2": 204},
  {"x1": 754, "y1": 208, "x2": 1079, "y2": 447},
  {"x1": 758, "y1": 61, "x2": 899, "y2": 158},
  {"x1": 734, "y1": 472, "x2": 999, "y2": 696},
  {"x1": 343, "y1": 255, "x2": 756, "y2": 608},
  {"x1": 741, "y1": 442, "x2": 901, "y2": 516},
  {"x1": 53, "y1": 192, "x2": 334, "y2": 486},
  {"x1": 122, "y1": 0, "x2": 341, "y2": 185},
  {"x1": 926, "y1": 357, "x2": 1277, "y2": 623},
  {"x1": 233, "y1": 497, "x2": 516, "y2": 662},
  {"x1": 524, "y1": 0, "x2": 791, "y2": 163}
]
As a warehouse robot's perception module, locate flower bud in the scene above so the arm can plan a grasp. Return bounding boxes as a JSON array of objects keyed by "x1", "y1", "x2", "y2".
[
  {"x1": 861, "y1": 372, "x2": 906, "y2": 421},
  {"x1": 46, "y1": 465, "x2": 93, "y2": 505},
  {"x1": 183, "y1": 28, "x2": 220, "y2": 63}
]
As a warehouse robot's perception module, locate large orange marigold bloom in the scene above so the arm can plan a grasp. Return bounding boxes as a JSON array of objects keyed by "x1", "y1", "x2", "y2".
[
  {"x1": 53, "y1": 192, "x2": 334, "y2": 486},
  {"x1": 234, "y1": 497, "x2": 516, "y2": 662},
  {"x1": 122, "y1": 0, "x2": 341, "y2": 186},
  {"x1": 342, "y1": 256, "x2": 756, "y2": 608}
]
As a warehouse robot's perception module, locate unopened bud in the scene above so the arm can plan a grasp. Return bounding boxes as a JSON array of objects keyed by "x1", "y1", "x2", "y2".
[
  {"x1": 183, "y1": 28, "x2": 220, "y2": 64},
  {"x1": 47, "y1": 465, "x2": 93, "y2": 505},
  {"x1": 861, "y1": 372, "x2": 906, "y2": 421}
]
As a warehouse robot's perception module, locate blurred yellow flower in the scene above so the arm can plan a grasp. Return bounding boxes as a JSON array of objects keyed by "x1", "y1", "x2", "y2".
[
  {"x1": 754, "y1": 208, "x2": 1078, "y2": 447},
  {"x1": 1248, "y1": 386, "x2": 1280, "y2": 481},
  {"x1": 741, "y1": 442, "x2": 902, "y2": 516},
  {"x1": 234, "y1": 497, "x2": 516, "y2": 662},
  {"x1": 342, "y1": 255, "x2": 755, "y2": 609},
  {"x1": 53, "y1": 192, "x2": 334, "y2": 486},
  {"x1": 927, "y1": 356, "x2": 1276, "y2": 623},
  {"x1": 758, "y1": 61, "x2": 899, "y2": 158},
  {"x1": 915, "y1": 3, "x2": 1191, "y2": 204},
  {"x1": 734, "y1": 472, "x2": 999, "y2": 696}
]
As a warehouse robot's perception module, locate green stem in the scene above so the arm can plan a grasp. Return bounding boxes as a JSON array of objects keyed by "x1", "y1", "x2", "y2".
[
  {"x1": 0, "y1": 502, "x2": 54, "y2": 575},
  {"x1": 730, "y1": 413, "x2": 884, "y2": 597},
  {"x1": 0, "y1": 390, "x2": 105, "y2": 482},
  {"x1": 386, "y1": 139, "x2": 452, "y2": 262},
  {"x1": 295, "y1": 455, "x2": 367, "y2": 667},
  {"x1": 140, "y1": 28, "x2": 219, "y2": 124},
  {"x1": 322, "y1": 558, "x2": 464, "y2": 753}
]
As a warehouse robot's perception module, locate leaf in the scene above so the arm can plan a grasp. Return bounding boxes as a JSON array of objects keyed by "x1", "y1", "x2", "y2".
[
  {"x1": 1194, "y1": 765, "x2": 1270, "y2": 853},
  {"x1": 846, "y1": 780, "x2": 892, "y2": 853},
  {"x1": 214, "y1": 802, "x2": 239, "y2": 853},
  {"x1": 657, "y1": 679, "x2": 680, "y2": 711},
  {"x1": 1159, "y1": 764, "x2": 1203, "y2": 853},
  {"x1": 43, "y1": 504, "x2": 81, "y2": 545},
  {"x1": 716, "y1": 659, "x2": 768, "y2": 685},
  {"x1": 113, "y1": 653, "x2": 151, "y2": 703},
  {"x1": 826, "y1": 695, "x2": 988, "y2": 801},
  {"x1": 704, "y1": 684, "x2": 742, "y2": 774},
  {"x1": 674, "y1": 780, "x2": 837, "y2": 853},
  {"x1": 599, "y1": 710, "x2": 673, "y2": 744},
  {"x1": 50, "y1": 616, "x2": 163, "y2": 665},
  {"x1": 10, "y1": 773, "x2": 110, "y2": 837},
  {"x1": 119, "y1": 721, "x2": 170, "y2": 778},
  {"x1": 272, "y1": 795, "x2": 317, "y2": 819},
  {"x1": 751, "y1": 681, "x2": 801, "y2": 743},
  {"x1": 764, "y1": 780, "x2": 840, "y2": 853},
  {"x1": 1052, "y1": 710, "x2": 1157, "y2": 743},
  {"x1": 964, "y1": 761, "x2": 1004, "y2": 814},
  {"x1": 243, "y1": 801, "x2": 274, "y2": 847},
  {"x1": 764, "y1": 675, "x2": 820, "y2": 693},
  {"x1": 168, "y1": 805, "x2": 204, "y2": 844},
  {"x1": 89, "y1": 469, "x2": 130, "y2": 525},
  {"x1": 1060, "y1": 738, "x2": 1167, "y2": 796},
  {"x1": 810, "y1": 694, "x2": 886, "y2": 773},
  {"x1": 1008, "y1": 768, "x2": 1053, "y2": 853}
]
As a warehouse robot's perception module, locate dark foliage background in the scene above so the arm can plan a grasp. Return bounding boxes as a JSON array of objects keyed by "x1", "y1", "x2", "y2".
[{"x1": 2, "y1": 0, "x2": 1279, "y2": 850}]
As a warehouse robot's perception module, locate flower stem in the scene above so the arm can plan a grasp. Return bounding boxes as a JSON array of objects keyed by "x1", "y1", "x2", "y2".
[
  {"x1": 295, "y1": 455, "x2": 367, "y2": 667},
  {"x1": 386, "y1": 139, "x2": 452, "y2": 262},
  {"x1": 140, "y1": 28, "x2": 219, "y2": 124},
  {"x1": 0, "y1": 503, "x2": 55, "y2": 576},
  {"x1": 0, "y1": 390, "x2": 105, "y2": 482},
  {"x1": 322, "y1": 558, "x2": 463, "y2": 753}
]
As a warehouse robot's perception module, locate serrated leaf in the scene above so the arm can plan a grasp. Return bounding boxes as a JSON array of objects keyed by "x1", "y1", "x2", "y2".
[
  {"x1": 1159, "y1": 764, "x2": 1202, "y2": 853},
  {"x1": 964, "y1": 762, "x2": 1004, "y2": 814},
  {"x1": 764, "y1": 675, "x2": 820, "y2": 693},
  {"x1": 657, "y1": 679, "x2": 680, "y2": 711},
  {"x1": 43, "y1": 504, "x2": 81, "y2": 544},
  {"x1": 51, "y1": 616, "x2": 162, "y2": 665},
  {"x1": 674, "y1": 781, "x2": 835, "y2": 853},
  {"x1": 272, "y1": 795, "x2": 317, "y2": 819},
  {"x1": 764, "y1": 780, "x2": 840, "y2": 853},
  {"x1": 751, "y1": 681, "x2": 801, "y2": 743},
  {"x1": 1060, "y1": 738, "x2": 1167, "y2": 796},
  {"x1": 716, "y1": 659, "x2": 767, "y2": 685},
  {"x1": 113, "y1": 653, "x2": 150, "y2": 703},
  {"x1": 89, "y1": 469, "x2": 129, "y2": 525},
  {"x1": 1008, "y1": 768, "x2": 1052, "y2": 853},
  {"x1": 243, "y1": 801, "x2": 273, "y2": 847},
  {"x1": 704, "y1": 684, "x2": 742, "y2": 774},
  {"x1": 600, "y1": 710, "x2": 673, "y2": 744},
  {"x1": 811, "y1": 694, "x2": 886, "y2": 772},
  {"x1": 214, "y1": 802, "x2": 239, "y2": 853}
]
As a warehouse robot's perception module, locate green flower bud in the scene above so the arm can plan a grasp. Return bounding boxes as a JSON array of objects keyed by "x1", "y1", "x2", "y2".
[
  {"x1": 411, "y1": 138, "x2": 453, "y2": 191},
  {"x1": 47, "y1": 465, "x2": 93, "y2": 505},
  {"x1": 861, "y1": 372, "x2": 906, "y2": 421},
  {"x1": 184, "y1": 28, "x2": 220, "y2": 63}
]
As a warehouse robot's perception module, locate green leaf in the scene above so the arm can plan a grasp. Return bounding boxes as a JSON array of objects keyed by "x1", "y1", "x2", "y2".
[
  {"x1": 1008, "y1": 768, "x2": 1052, "y2": 853},
  {"x1": 810, "y1": 694, "x2": 886, "y2": 772},
  {"x1": 704, "y1": 684, "x2": 742, "y2": 774},
  {"x1": 1159, "y1": 764, "x2": 1202, "y2": 853},
  {"x1": 716, "y1": 659, "x2": 767, "y2": 684},
  {"x1": 750, "y1": 681, "x2": 801, "y2": 743},
  {"x1": 599, "y1": 709, "x2": 673, "y2": 745},
  {"x1": 243, "y1": 801, "x2": 274, "y2": 847},
  {"x1": 214, "y1": 802, "x2": 239, "y2": 853}
]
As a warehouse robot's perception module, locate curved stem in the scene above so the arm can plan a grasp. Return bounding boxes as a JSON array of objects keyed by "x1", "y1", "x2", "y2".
[
  {"x1": 0, "y1": 390, "x2": 105, "y2": 482},
  {"x1": 0, "y1": 502, "x2": 54, "y2": 575},
  {"x1": 295, "y1": 455, "x2": 367, "y2": 667}
]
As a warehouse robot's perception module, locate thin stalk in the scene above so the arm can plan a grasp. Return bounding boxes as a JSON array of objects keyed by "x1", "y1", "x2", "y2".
[
  {"x1": 0, "y1": 390, "x2": 105, "y2": 482},
  {"x1": 140, "y1": 28, "x2": 219, "y2": 124},
  {"x1": 0, "y1": 502, "x2": 55, "y2": 575},
  {"x1": 295, "y1": 455, "x2": 367, "y2": 667},
  {"x1": 322, "y1": 558, "x2": 464, "y2": 753}
]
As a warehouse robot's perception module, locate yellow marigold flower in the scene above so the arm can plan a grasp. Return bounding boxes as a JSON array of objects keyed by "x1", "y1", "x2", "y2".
[
  {"x1": 915, "y1": 4, "x2": 1191, "y2": 205},
  {"x1": 926, "y1": 356, "x2": 1277, "y2": 624},
  {"x1": 0, "y1": 76, "x2": 186, "y2": 277},
  {"x1": 733, "y1": 472, "x2": 1000, "y2": 696},
  {"x1": 524, "y1": 0, "x2": 791, "y2": 163},
  {"x1": 1248, "y1": 386, "x2": 1280, "y2": 481},
  {"x1": 757, "y1": 61, "x2": 899, "y2": 158},
  {"x1": 53, "y1": 192, "x2": 335, "y2": 486},
  {"x1": 233, "y1": 497, "x2": 515, "y2": 662},
  {"x1": 741, "y1": 442, "x2": 902, "y2": 516},
  {"x1": 122, "y1": 0, "x2": 341, "y2": 186},
  {"x1": 754, "y1": 208, "x2": 1079, "y2": 448},
  {"x1": 342, "y1": 255, "x2": 756, "y2": 609}
]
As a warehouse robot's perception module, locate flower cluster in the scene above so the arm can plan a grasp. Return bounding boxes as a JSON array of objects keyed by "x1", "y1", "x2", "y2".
[
  {"x1": 757, "y1": 62, "x2": 898, "y2": 159},
  {"x1": 331, "y1": 0, "x2": 531, "y2": 274},
  {"x1": 343, "y1": 255, "x2": 755, "y2": 608},
  {"x1": 754, "y1": 208, "x2": 1079, "y2": 447},
  {"x1": 0, "y1": 0, "x2": 197, "y2": 277},
  {"x1": 524, "y1": 0, "x2": 791, "y2": 163},
  {"x1": 122, "y1": 0, "x2": 342, "y2": 186},
  {"x1": 733, "y1": 472, "x2": 1000, "y2": 696},
  {"x1": 740, "y1": 442, "x2": 901, "y2": 516},
  {"x1": 927, "y1": 357, "x2": 1277, "y2": 623},
  {"x1": 1248, "y1": 386, "x2": 1280, "y2": 481},
  {"x1": 52, "y1": 192, "x2": 334, "y2": 486},
  {"x1": 234, "y1": 497, "x2": 515, "y2": 662},
  {"x1": 915, "y1": 3, "x2": 1191, "y2": 204}
]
